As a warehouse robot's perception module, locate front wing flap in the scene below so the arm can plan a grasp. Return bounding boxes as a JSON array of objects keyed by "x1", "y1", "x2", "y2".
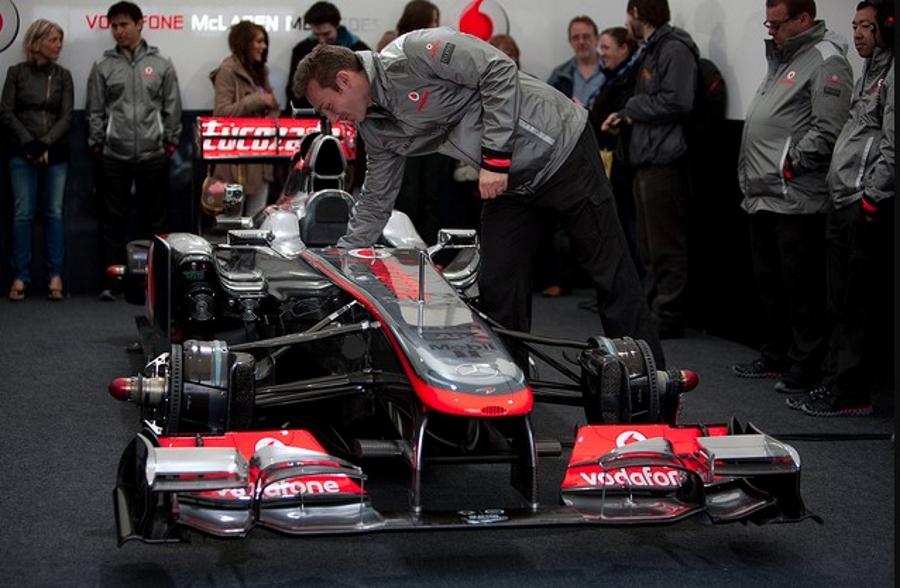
[{"x1": 114, "y1": 420, "x2": 818, "y2": 544}]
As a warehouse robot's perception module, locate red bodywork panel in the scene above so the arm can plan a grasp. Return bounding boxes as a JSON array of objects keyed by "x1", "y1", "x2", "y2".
[
  {"x1": 563, "y1": 424, "x2": 731, "y2": 491},
  {"x1": 160, "y1": 430, "x2": 366, "y2": 500}
]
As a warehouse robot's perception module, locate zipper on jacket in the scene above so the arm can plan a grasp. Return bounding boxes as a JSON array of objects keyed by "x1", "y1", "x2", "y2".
[
  {"x1": 778, "y1": 137, "x2": 792, "y2": 196},
  {"x1": 132, "y1": 57, "x2": 138, "y2": 157},
  {"x1": 42, "y1": 72, "x2": 53, "y2": 138},
  {"x1": 855, "y1": 136, "x2": 875, "y2": 190}
]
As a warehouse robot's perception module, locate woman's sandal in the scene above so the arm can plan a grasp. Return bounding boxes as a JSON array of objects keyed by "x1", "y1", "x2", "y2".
[
  {"x1": 8, "y1": 280, "x2": 27, "y2": 302},
  {"x1": 47, "y1": 276, "x2": 64, "y2": 301}
]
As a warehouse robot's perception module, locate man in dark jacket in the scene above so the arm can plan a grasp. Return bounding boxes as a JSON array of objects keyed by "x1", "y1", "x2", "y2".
[
  {"x1": 601, "y1": 0, "x2": 697, "y2": 339},
  {"x1": 286, "y1": 2, "x2": 371, "y2": 192},
  {"x1": 789, "y1": 0, "x2": 893, "y2": 417},
  {"x1": 293, "y1": 28, "x2": 664, "y2": 370},
  {"x1": 286, "y1": 2, "x2": 370, "y2": 108}
]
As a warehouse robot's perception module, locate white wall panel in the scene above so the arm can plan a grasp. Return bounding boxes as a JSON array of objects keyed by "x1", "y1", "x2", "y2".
[{"x1": 0, "y1": 0, "x2": 867, "y2": 118}]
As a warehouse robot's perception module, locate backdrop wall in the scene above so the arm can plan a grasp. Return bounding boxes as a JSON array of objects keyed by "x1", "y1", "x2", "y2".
[{"x1": 0, "y1": 0, "x2": 867, "y2": 118}]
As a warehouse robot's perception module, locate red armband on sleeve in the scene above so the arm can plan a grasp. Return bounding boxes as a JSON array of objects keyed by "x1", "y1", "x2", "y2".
[{"x1": 480, "y1": 148, "x2": 512, "y2": 174}]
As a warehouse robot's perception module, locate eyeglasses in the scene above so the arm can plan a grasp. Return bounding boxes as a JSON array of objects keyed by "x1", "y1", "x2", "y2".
[{"x1": 764, "y1": 14, "x2": 797, "y2": 31}]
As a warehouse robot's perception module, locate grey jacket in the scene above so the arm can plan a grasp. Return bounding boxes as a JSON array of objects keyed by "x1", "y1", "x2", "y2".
[
  {"x1": 339, "y1": 27, "x2": 587, "y2": 248},
  {"x1": 0, "y1": 61, "x2": 73, "y2": 162},
  {"x1": 619, "y1": 24, "x2": 698, "y2": 167},
  {"x1": 826, "y1": 47, "x2": 894, "y2": 208},
  {"x1": 86, "y1": 40, "x2": 182, "y2": 161},
  {"x1": 738, "y1": 22, "x2": 852, "y2": 215}
]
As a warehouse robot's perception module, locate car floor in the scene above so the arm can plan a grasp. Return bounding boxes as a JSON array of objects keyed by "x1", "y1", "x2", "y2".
[{"x1": 0, "y1": 290, "x2": 893, "y2": 588}]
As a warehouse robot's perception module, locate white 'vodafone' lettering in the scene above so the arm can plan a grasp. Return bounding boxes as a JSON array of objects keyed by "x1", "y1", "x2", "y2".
[
  {"x1": 216, "y1": 478, "x2": 343, "y2": 499},
  {"x1": 579, "y1": 467, "x2": 683, "y2": 488}
]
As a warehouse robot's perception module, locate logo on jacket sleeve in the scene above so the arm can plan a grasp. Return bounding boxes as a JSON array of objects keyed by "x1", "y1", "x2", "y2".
[
  {"x1": 823, "y1": 74, "x2": 843, "y2": 96},
  {"x1": 440, "y1": 42, "x2": 456, "y2": 64},
  {"x1": 408, "y1": 90, "x2": 431, "y2": 112}
]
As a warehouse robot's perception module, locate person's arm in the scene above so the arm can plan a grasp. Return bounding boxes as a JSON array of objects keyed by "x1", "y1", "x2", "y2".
[
  {"x1": 161, "y1": 58, "x2": 183, "y2": 150},
  {"x1": 337, "y1": 129, "x2": 407, "y2": 248},
  {"x1": 620, "y1": 39, "x2": 695, "y2": 123},
  {"x1": 85, "y1": 61, "x2": 108, "y2": 150},
  {"x1": 0, "y1": 66, "x2": 35, "y2": 145},
  {"x1": 787, "y1": 56, "x2": 853, "y2": 174},
  {"x1": 863, "y1": 63, "x2": 894, "y2": 205},
  {"x1": 402, "y1": 29, "x2": 520, "y2": 195},
  {"x1": 212, "y1": 64, "x2": 269, "y2": 117}
]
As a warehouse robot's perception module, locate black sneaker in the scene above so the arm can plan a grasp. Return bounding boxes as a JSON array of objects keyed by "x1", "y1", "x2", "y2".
[
  {"x1": 774, "y1": 373, "x2": 819, "y2": 394},
  {"x1": 99, "y1": 288, "x2": 119, "y2": 301},
  {"x1": 800, "y1": 389, "x2": 873, "y2": 417},
  {"x1": 732, "y1": 359, "x2": 788, "y2": 379},
  {"x1": 785, "y1": 385, "x2": 829, "y2": 411}
]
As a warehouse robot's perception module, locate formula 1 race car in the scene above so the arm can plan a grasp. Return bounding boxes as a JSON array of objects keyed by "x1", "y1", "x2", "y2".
[{"x1": 106, "y1": 119, "x2": 816, "y2": 545}]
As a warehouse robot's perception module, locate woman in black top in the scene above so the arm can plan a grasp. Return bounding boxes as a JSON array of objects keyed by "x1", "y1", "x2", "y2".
[{"x1": 0, "y1": 19, "x2": 73, "y2": 301}]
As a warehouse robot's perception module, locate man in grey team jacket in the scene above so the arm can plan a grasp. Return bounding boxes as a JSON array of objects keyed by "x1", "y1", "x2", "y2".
[
  {"x1": 735, "y1": 0, "x2": 851, "y2": 394},
  {"x1": 790, "y1": 0, "x2": 894, "y2": 417},
  {"x1": 293, "y1": 27, "x2": 663, "y2": 368},
  {"x1": 86, "y1": 1, "x2": 182, "y2": 299}
]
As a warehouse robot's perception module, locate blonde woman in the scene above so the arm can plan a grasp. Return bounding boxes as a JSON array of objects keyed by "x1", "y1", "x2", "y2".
[
  {"x1": 0, "y1": 19, "x2": 73, "y2": 301},
  {"x1": 209, "y1": 21, "x2": 279, "y2": 217}
]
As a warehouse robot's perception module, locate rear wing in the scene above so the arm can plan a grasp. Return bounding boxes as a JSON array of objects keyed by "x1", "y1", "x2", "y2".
[{"x1": 194, "y1": 116, "x2": 357, "y2": 163}]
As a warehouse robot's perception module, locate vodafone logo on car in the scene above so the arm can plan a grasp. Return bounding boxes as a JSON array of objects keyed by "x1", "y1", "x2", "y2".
[
  {"x1": 616, "y1": 430, "x2": 647, "y2": 447},
  {"x1": 254, "y1": 437, "x2": 286, "y2": 451},
  {"x1": 0, "y1": 0, "x2": 21, "y2": 54}
]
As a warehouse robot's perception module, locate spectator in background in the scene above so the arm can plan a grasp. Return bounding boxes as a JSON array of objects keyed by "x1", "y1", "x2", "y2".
[
  {"x1": 86, "y1": 1, "x2": 182, "y2": 301},
  {"x1": 788, "y1": 0, "x2": 893, "y2": 417},
  {"x1": 540, "y1": 16, "x2": 606, "y2": 297},
  {"x1": 489, "y1": 34, "x2": 520, "y2": 68},
  {"x1": 733, "y1": 0, "x2": 852, "y2": 390},
  {"x1": 293, "y1": 31, "x2": 664, "y2": 370},
  {"x1": 384, "y1": 0, "x2": 447, "y2": 245},
  {"x1": 548, "y1": 16, "x2": 606, "y2": 108},
  {"x1": 590, "y1": 26, "x2": 642, "y2": 277},
  {"x1": 0, "y1": 19, "x2": 73, "y2": 301},
  {"x1": 209, "y1": 21, "x2": 279, "y2": 218},
  {"x1": 286, "y1": 2, "x2": 371, "y2": 193},
  {"x1": 286, "y1": 2, "x2": 370, "y2": 109},
  {"x1": 602, "y1": 0, "x2": 698, "y2": 339},
  {"x1": 377, "y1": 0, "x2": 440, "y2": 51}
]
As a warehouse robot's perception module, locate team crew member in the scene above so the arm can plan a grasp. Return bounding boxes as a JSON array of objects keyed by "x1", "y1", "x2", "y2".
[
  {"x1": 86, "y1": 1, "x2": 182, "y2": 300},
  {"x1": 791, "y1": 0, "x2": 894, "y2": 417},
  {"x1": 734, "y1": 0, "x2": 852, "y2": 389},
  {"x1": 293, "y1": 28, "x2": 663, "y2": 368}
]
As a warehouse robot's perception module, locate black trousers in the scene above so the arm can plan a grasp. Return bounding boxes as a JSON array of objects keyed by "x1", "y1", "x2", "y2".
[
  {"x1": 478, "y1": 124, "x2": 663, "y2": 368},
  {"x1": 749, "y1": 211, "x2": 827, "y2": 376},
  {"x1": 632, "y1": 161, "x2": 689, "y2": 327},
  {"x1": 97, "y1": 153, "x2": 171, "y2": 270},
  {"x1": 824, "y1": 201, "x2": 892, "y2": 400}
]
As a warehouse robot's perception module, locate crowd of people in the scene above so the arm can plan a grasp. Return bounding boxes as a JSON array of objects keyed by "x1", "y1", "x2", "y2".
[{"x1": 1, "y1": 1, "x2": 893, "y2": 417}]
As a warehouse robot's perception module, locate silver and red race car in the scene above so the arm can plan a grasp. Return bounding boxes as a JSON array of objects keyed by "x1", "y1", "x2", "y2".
[{"x1": 107, "y1": 117, "x2": 817, "y2": 545}]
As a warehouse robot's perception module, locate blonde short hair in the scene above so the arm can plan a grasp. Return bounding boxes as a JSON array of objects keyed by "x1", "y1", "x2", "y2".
[{"x1": 23, "y1": 19, "x2": 64, "y2": 63}]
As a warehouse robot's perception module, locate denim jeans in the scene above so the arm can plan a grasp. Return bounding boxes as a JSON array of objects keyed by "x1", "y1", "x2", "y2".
[{"x1": 9, "y1": 156, "x2": 67, "y2": 283}]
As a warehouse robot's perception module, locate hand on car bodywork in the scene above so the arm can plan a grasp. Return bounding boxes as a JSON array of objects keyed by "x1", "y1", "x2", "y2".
[{"x1": 479, "y1": 169, "x2": 508, "y2": 199}]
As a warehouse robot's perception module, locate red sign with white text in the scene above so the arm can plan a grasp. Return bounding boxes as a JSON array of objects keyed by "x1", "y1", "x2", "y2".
[{"x1": 195, "y1": 116, "x2": 357, "y2": 161}]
